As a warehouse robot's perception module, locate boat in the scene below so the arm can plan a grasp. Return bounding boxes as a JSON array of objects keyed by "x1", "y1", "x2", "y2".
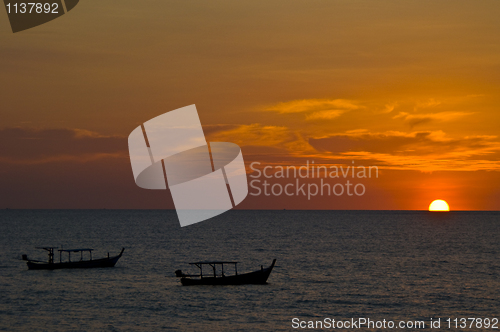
[
  {"x1": 22, "y1": 247, "x2": 125, "y2": 270},
  {"x1": 175, "y1": 259, "x2": 276, "y2": 286}
]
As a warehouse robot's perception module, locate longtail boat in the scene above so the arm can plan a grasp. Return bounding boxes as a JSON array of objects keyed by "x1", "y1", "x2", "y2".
[
  {"x1": 23, "y1": 247, "x2": 125, "y2": 270},
  {"x1": 175, "y1": 259, "x2": 276, "y2": 286}
]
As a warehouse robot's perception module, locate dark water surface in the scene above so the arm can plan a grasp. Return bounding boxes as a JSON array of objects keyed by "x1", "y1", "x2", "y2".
[{"x1": 0, "y1": 210, "x2": 499, "y2": 331}]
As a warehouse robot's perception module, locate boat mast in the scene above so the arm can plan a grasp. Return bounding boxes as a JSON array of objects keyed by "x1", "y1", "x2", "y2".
[{"x1": 36, "y1": 247, "x2": 57, "y2": 264}]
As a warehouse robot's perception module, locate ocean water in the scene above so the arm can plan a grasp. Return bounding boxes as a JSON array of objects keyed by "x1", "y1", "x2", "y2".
[{"x1": 0, "y1": 210, "x2": 499, "y2": 331}]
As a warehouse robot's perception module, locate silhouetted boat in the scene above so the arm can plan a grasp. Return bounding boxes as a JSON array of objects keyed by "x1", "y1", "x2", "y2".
[
  {"x1": 22, "y1": 247, "x2": 125, "y2": 270},
  {"x1": 175, "y1": 259, "x2": 276, "y2": 285}
]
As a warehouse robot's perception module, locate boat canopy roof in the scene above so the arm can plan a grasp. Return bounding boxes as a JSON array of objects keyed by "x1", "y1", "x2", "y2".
[
  {"x1": 34, "y1": 247, "x2": 94, "y2": 252},
  {"x1": 58, "y1": 248, "x2": 94, "y2": 252},
  {"x1": 189, "y1": 261, "x2": 238, "y2": 265}
]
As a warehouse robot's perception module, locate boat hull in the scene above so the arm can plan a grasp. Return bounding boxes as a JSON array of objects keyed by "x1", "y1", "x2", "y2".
[
  {"x1": 180, "y1": 259, "x2": 276, "y2": 286},
  {"x1": 26, "y1": 249, "x2": 124, "y2": 270}
]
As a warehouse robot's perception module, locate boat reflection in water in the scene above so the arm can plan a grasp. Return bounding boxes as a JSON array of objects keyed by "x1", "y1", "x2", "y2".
[
  {"x1": 22, "y1": 247, "x2": 125, "y2": 270},
  {"x1": 175, "y1": 259, "x2": 276, "y2": 286}
]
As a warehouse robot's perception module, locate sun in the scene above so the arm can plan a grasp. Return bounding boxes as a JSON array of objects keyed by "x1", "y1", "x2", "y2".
[{"x1": 429, "y1": 199, "x2": 450, "y2": 212}]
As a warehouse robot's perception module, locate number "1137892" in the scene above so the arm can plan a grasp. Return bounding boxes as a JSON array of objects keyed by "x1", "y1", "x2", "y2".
[{"x1": 5, "y1": 3, "x2": 59, "y2": 14}]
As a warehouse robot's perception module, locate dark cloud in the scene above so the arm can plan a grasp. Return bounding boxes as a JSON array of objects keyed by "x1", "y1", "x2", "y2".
[
  {"x1": 309, "y1": 131, "x2": 499, "y2": 157},
  {"x1": 0, "y1": 127, "x2": 173, "y2": 209},
  {"x1": 202, "y1": 124, "x2": 240, "y2": 137},
  {"x1": 393, "y1": 111, "x2": 474, "y2": 129},
  {"x1": 0, "y1": 127, "x2": 127, "y2": 163},
  {"x1": 408, "y1": 117, "x2": 433, "y2": 128}
]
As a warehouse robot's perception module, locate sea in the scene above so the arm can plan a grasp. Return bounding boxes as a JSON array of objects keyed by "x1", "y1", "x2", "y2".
[{"x1": 0, "y1": 210, "x2": 499, "y2": 331}]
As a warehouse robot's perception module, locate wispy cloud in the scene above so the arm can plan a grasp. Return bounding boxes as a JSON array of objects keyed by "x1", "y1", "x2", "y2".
[
  {"x1": 207, "y1": 123, "x2": 295, "y2": 147},
  {"x1": 202, "y1": 118, "x2": 500, "y2": 171},
  {"x1": 308, "y1": 130, "x2": 500, "y2": 171},
  {"x1": 414, "y1": 98, "x2": 442, "y2": 110},
  {"x1": 393, "y1": 111, "x2": 474, "y2": 128},
  {"x1": 305, "y1": 110, "x2": 346, "y2": 120},
  {"x1": 265, "y1": 99, "x2": 360, "y2": 120},
  {"x1": 379, "y1": 102, "x2": 398, "y2": 114},
  {"x1": 309, "y1": 130, "x2": 498, "y2": 155}
]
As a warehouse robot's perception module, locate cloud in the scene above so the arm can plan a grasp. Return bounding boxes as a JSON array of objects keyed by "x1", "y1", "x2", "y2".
[
  {"x1": 201, "y1": 119, "x2": 500, "y2": 172},
  {"x1": 379, "y1": 102, "x2": 398, "y2": 114},
  {"x1": 205, "y1": 123, "x2": 319, "y2": 166},
  {"x1": 305, "y1": 110, "x2": 346, "y2": 120},
  {"x1": 414, "y1": 98, "x2": 442, "y2": 109},
  {"x1": 206, "y1": 123, "x2": 295, "y2": 148},
  {"x1": 202, "y1": 124, "x2": 240, "y2": 137},
  {"x1": 393, "y1": 111, "x2": 474, "y2": 128},
  {"x1": 309, "y1": 130, "x2": 497, "y2": 155},
  {"x1": 308, "y1": 130, "x2": 500, "y2": 171},
  {"x1": 265, "y1": 99, "x2": 360, "y2": 120},
  {"x1": 0, "y1": 127, "x2": 126, "y2": 164}
]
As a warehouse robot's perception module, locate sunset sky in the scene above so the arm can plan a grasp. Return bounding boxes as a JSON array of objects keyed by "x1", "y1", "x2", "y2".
[{"x1": 1, "y1": 0, "x2": 500, "y2": 210}]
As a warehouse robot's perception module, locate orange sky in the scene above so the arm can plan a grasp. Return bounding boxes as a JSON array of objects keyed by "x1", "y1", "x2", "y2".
[{"x1": 1, "y1": 1, "x2": 500, "y2": 210}]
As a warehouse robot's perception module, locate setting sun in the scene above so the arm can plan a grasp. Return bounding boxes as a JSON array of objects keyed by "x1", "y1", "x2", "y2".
[{"x1": 429, "y1": 199, "x2": 450, "y2": 212}]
